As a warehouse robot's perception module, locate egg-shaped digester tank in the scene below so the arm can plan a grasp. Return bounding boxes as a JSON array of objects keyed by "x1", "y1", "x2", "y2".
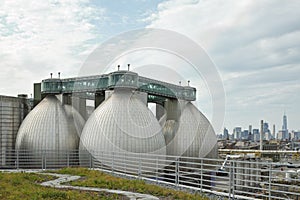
[
  {"x1": 79, "y1": 89, "x2": 166, "y2": 173},
  {"x1": 163, "y1": 101, "x2": 218, "y2": 159},
  {"x1": 15, "y1": 95, "x2": 85, "y2": 168}
]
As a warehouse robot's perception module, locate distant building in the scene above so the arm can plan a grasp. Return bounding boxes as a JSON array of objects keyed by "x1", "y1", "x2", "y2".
[
  {"x1": 233, "y1": 127, "x2": 242, "y2": 140},
  {"x1": 241, "y1": 130, "x2": 249, "y2": 140},
  {"x1": 291, "y1": 141, "x2": 300, "y2": 150},
  {"x1": 253, "y1": 129, "x2": 260, "y2": 142},
  {"x1": 265, "y1": 132, "x2": 272, "y2": 141},
  {"x1": 263, "y1": 122, "x2": 269, "y2": 134},
  {"x1": 282, "y1": 113, "x2": 289, "y2": 140},
  {"x1": 282, "y1": 113, "x2": 287, "y2": 130},
  {"x1": 272, "y1": 124, "x2": 276, "y2": 139},
  {"x1": 263, "y1": 140, "x2": 279, "y2": 150},
  {"x1": 223, "y1": 128, "x2": 229, "y2": 140},
  {"x1": 293, "y1": 131, "x2": 300, "y2": 141},
  {"x1": 235, "y1": 141, "x2": 250, "y2": 149},
  {"x1": 277, "y1": 130, "x2": 285, "y2": 141},
  {"x1": 248, "y1": 125, "x2": 253, "y2": 141},
  {"x1": 263, "y1": 122, "x2": 271, "y2": 140}
]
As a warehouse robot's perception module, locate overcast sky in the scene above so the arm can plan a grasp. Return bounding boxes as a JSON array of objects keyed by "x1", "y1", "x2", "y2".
[{"x1": 0, "y1": 0, "x2": 299, "y2": 133}]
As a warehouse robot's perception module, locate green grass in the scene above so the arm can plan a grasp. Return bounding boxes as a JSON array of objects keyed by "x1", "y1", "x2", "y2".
[
  {"x1": 55, "y1": 167, "x2": 208, "y2": 200},
  {"x1": 0, "y1": 171, "x2": 126, "y2": 200},
  {"x1": 0, "y1": 168, "x2": 208, "y2": 199}
]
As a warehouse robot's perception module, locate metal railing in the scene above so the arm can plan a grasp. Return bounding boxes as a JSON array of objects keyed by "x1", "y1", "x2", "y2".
[{"x1": 1, "y1": 150, "x2": 299, "y2": 199}]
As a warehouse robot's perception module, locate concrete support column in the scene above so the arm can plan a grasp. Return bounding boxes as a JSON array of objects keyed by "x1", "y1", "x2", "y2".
[
  {"x1": 156, "y1": 104, "x2": 165, "y2": 121},
  {"x1": 164, "y1": 99, "x2": 188, "y2": 121},
  {"x1": 33, "y1": 83, "x2": 42, "y2": 107},
  {"x1": 164, "y1": 99, "x2": 180, "y2": 121},
  {"x1": 62, "y1": 93, "x2": 87, "y2": 119},
  {"x1": 72, "y1": 96, "x2": 87, "y2": 120},
  {"x1": 95, "y1": 92, "x2": 105, "y2": 108},
  {"x1": 62, "y1": 94, "x2": 72, "y2": 105}
]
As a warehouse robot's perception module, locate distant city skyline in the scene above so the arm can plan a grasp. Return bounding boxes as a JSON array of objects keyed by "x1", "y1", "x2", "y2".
[
  {"x1": 0, "y1": 0, "x2": 299, "y2": 133},
  {"x1": 222, "y1": 113, "x2": 300, "y2": 140},
  {"x1": 220, "y1": 117, "x2": 300, "y2": 143},
  {"x1": 224, "y1": 112, "x2": 299, "y2": 134}
]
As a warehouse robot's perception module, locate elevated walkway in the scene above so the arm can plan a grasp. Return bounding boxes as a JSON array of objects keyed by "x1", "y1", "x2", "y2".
[{"x1": 39, "y1": 70, "x2": 196, "y2": 103}]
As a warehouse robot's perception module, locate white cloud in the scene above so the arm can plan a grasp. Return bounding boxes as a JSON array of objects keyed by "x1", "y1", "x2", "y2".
[
  {"x1": 146, "y1": 0, "x2": 300, "y2": 131},
  {"x1": 1, "y1": 0, "x2": 299, "y2": 132},
  {"x1": 0, "y1": 0, "x2": 105, "y2": 95}
]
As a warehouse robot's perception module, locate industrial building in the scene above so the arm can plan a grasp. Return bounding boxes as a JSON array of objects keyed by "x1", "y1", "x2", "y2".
[
  {"x1": 0, "y1": 94, "x2": 30, "y2": 167},
  {"x1": 1, "y1": 69, "x2": 218, "y2": 170},
  {"x1": 1, "y1": 71, "x2": 299, "y2": 199}
]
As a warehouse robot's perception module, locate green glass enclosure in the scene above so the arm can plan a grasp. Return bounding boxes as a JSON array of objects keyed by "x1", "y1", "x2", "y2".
[{"x1": 40, "y1": 71, "x2": 196, "y2": 102}]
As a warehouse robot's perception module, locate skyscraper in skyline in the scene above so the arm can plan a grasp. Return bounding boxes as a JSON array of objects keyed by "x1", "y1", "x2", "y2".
[
  {"x1": 248, "y1": 125, "x2": 253, "y2": 141},
  {"x1": 282, "y1": 113, "x2": 287, "y2": 131},
  {"x1": 253, "y1": 129, "x2": 259, "y2": 142},
  {"x1": 223, "y1": 128, "x2": 229, "y2": 140},
  {"x1": 282, "y1": 112, "x2": 289, "y2": 140},
  {"x1": 272, "y1": 124, "x2": 276, "y2": 139},
  {"x1": 233, "y1": 127, "x2": 242, "y2": 140}
]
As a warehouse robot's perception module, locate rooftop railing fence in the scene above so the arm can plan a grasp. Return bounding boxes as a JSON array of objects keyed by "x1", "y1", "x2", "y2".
[{"x1": 1, "y1": 150, "x2": 299, "y2": 199}]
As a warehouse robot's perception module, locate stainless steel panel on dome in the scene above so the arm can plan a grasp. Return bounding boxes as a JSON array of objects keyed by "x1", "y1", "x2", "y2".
[
  {"x1": 79, "y1": 89, "x2": 167, "y2": 173},
  {"x1": 15, "y1": 95, "x2": 85, "y2": 167},
  {"x1": 0, "y1": 95, "x2": 30, "y2": 166},
  {"x1": 162, "y1": 101, "x2": 218, "y2": 159}
]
